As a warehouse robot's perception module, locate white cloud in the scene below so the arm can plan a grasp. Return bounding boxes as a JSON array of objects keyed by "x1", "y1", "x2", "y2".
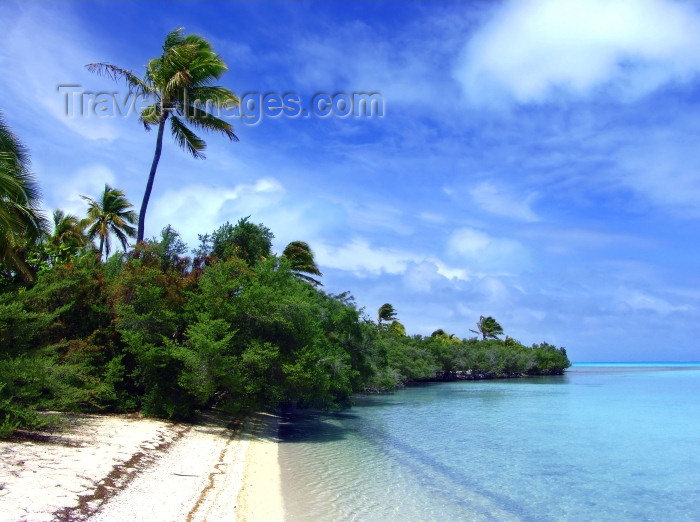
[
  {"x1": 455, "y1": 0, "x2": 700, "y2": 106},
  {"x1": 468, "y1": 181, "x2": 539, "y2": 222},
  {"x1": 403, "y1": 261, "x2": 443, "y2": 293},
  {"x1": 149, "y1": 178, "x2": 285, "y2": 244},
  {"x1": 618, "y1": 289, "x2": 691, "y2": 315},
  {"x1": 476, "y1": 276, "x2": 510, "y2": 305},
  {"x1": 403, "y1": 258, "x2": 471, "y2": 293},
  {"x1": 449, "y1": 228, "x2": 492, "y2": 256},
  {"x1": 49, "y1": 164, "x2": 117, "y2": 218},
  {"x1": 432, "y1": 259, "x2": 470, "y2": 282},
  {"x1": 314, "y1": 238, "x2": 419, "y2": 276},
  {"x1": 313, "y1": 236, "x2": 474, "y2": 284},
  {"x1": 448, "y1": 227, "x2": 529, "y2": 273}
]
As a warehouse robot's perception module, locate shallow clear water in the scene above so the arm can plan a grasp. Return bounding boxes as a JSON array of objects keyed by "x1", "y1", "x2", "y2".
[{"x1": 278, "y1": 364, "x2": 700, "y2": 521}]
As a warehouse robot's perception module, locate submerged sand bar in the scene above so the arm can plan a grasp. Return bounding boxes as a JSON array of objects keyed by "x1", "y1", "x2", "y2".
[{"x1": 0, "y1": 411, "x2": 283, "y2": 521}]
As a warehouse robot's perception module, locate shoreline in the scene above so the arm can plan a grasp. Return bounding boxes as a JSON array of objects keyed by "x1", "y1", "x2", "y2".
[
  {"x1": 236, "y1": 412, "x2": 285, "y2": 521},
  {"x1": 0, "y1": 411, "x2": 285, "y2": 521}
]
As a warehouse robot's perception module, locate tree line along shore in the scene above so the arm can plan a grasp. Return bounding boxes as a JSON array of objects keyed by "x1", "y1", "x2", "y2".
[
  {"x1": 0, "y1": 213, "x2": 570, "y2": 438},
  {"x1": 0, "y1": 28, "x2": 569, "y2": 438}
]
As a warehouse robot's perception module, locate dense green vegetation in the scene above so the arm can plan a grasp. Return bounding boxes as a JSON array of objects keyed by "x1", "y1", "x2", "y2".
[
  {"x1": 0, "y1": 214, "x2": 570, "y2": 437},
  {"x1": 0, "y1": 29, "x2": 569, "y2": 438}
]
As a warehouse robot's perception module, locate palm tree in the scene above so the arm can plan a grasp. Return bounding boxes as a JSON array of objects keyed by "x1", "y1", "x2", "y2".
[
  {"x1": 81, "y1": 184, "x2": 137, "y2": 260},
  {"x1": 87, "y1": 28, "x2": 239, "y2": 243},
  {"x1": 0, "y1": 112, "x2": 47, "y2": 280},
  {"x1": 431, "y1": 329, "x2": 460, "y2": 344},
  {"x1": 470, "y1": 315, "x2": 504, "y2": 340},
  {"x1": 377, "y1": 303, "x2": 398, "y2": 326},
  {"x1": 282, "y1": 240, "x2": 322, "y2": 286},
  {"x1": 49, "y1": 209, "x2": 87, "y2": 253},
  {"x1": 388, "y1": 320, "x2": 406, "y2": 337}
]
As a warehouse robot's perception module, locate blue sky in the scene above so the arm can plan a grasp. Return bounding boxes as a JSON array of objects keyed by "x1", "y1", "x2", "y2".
[{"x1": 2, "y1": 1, "x2": 700, "y2": 362}]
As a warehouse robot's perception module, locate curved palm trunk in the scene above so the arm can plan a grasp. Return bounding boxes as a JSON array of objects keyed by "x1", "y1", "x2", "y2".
[{"x1": 138, "y1": 113, "x2": 168, "y2": 242}]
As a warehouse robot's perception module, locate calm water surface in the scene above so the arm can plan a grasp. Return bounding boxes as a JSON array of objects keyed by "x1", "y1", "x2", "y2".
[{"x1": 278, "y1": 363, "x2": 700, "y2": 521}]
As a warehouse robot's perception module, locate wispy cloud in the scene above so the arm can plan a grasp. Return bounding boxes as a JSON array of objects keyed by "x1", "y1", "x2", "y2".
[
  {"x1": 618, "y1": 289, "x2": 691, "y2": 315},
  {"x1": 447, "y1": 227, "x2": 529, "y2": 272},
  {"x1": 455, "y1": 0, "x2": 700, "y2": 106},
  {"x1": 468, "y1": 181, "x2": 539, "y2": 222},
  {"x1": 0, "y1": 3, "x2": 128, "y2": 141},
  {"x1": 314, "y1": 238, "x2": 420, "y2": 276},
  {"x1": 613, "y1": 120, "x2": 700, "y2": 217}
]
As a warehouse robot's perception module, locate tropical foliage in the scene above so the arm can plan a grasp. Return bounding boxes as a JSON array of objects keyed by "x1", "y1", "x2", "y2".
[
  {"x1": 87, "y1": 28, "x2": 239, "y2": 242},
  {"x1": 209, "y1": 217, "x2": 273, "y2": 265},
  {"x1": 0, "y1": 112, "x2": 47, "y2": 282},
  {"x1": 0, "y1": 216, "x2": 570, "y2": 437}
]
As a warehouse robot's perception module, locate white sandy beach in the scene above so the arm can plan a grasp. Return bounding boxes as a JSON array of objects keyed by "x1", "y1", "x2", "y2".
[{"x1": 0, "y1": 411, "x2": 284, "y2": 522}]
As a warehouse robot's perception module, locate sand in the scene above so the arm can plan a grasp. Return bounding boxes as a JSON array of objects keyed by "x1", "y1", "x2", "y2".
[{"x1": 0, "y1": 411, "x2": 285, "y2": 522}]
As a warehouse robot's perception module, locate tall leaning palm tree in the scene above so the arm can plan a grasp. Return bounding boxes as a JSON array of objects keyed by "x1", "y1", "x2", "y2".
[
  {"x1": 81, "y1": 184, "x2": 137, "y2": 260},
  {"x1": 87, "y1": 28, "x2": 239, "y2": 243},
  {"x1": 0, "y1": 112, "x2": 47, "y2": 280},
  {"x1": 282, "y1": 240, "x2": 323, "y2": 286}
]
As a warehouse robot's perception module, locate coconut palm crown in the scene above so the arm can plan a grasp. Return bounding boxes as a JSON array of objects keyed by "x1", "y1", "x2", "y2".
[
  {"x1": 282, "y1": 240, "x2": 323, "y2": 286},
  {"x1": 377, "y1": 303, "x2": 398, "y2": 325},
  {"x1": 470, "y1": 315, "x2": 504, "y2": 340},
  {"x1": 49, "y1": 209, "x2": 87, "y2": 253},
  {"x1": 81, "y1": 184, "x2": 137, "y2": 260},
  {"x1": 87, "y1": 27, "x2": 239, "y2": 242}
]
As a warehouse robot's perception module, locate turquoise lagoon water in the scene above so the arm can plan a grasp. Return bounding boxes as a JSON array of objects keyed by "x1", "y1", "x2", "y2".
[{"x1": 278, "y1": 364, "x2": 700, "y2": 521}]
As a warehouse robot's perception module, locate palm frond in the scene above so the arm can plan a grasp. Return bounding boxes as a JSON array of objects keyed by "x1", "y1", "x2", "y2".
[
  {"x1": 139, "y1": 103, "x2": 160, "y2": 130},
  {"x1": 188, "y1": 55, "x2": 228, "y2": 83},
  {"x1": 0, "y1": 115, "x2": 31, "y2": 167},
  {"x1": 187, "y1": 86, "x2": 239, "y2": 107},
  {"x1": 184, "y1": 111, "x2": 238, "y2": 141},
  {"x1": 164, "y1": 69, "x2": 193, "y2": 95},
  {"x1": 163, "y1": 27, "x2": 186, "y2": 51},
  {"x1": 170, "y1": 115, "x2": 206, "y2": 158},
  {"x1": 0, "y1": 112, "x2": 49, "y2": 275},
  {"x1": 110, "y1": 226, "x2": 131, "y2": 252},
  {"x1": 85, "y1": 63, "x2": 151, "y2": 95}
]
